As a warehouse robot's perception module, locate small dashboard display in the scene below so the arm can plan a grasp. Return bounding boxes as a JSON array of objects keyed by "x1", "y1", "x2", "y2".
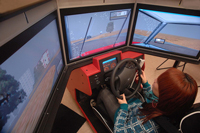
[{"x1": 102, "y1": 57, "x2": 117, "y2": 72}]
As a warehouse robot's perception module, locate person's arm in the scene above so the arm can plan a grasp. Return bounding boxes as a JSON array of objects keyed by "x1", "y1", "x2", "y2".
[
  {"x1": 114, "y1": 94, "x2": 130, "y2": 133},
  {"x1": 114, "y1": 95, "x2": 145, "y2": 133},
  {"x1": 140, "y1": 71, "x2": 158, "y2": 102},
  {"x1": 142, "y1": 81, "x2": 152, "y2": 96},
  {"x1": 140, "y1": 70, "x2": 151, "y2": 94}
]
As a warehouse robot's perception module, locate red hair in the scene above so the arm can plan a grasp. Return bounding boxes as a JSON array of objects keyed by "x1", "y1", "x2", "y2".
[{"x1": 140, "y1": 68, "x2": 198, "y2": 123}]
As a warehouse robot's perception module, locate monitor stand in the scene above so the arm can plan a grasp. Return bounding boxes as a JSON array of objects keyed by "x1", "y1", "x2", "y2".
[
  {"x1": 173, "y1": 60, "x2": 181, "y2": 68},
  {"x1": 156, "y1": 59, "x2": 186, "y2": 71}
]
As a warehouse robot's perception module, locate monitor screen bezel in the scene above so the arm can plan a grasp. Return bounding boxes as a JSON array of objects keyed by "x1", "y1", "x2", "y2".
[
  {"x1": 0, "y1": 11, "x2": 65, "y2": 132},
  {"x1": 60, "y1": 3, "x2": 134, "y2": 63},
  {"x1": 129, "y1": 3, "x2": 200, "y2": 64}
]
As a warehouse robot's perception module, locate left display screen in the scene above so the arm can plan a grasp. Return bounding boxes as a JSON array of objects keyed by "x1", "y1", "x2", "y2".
[
  {"x1": 102, "y1": 57, "x2": 117, "y2": 72},
  {"x1": 0, "y1": 12, "x2": 64, "y2": 133},
  {"x1": 60, "y1": 4, "x2": 134, "y2": 62}
]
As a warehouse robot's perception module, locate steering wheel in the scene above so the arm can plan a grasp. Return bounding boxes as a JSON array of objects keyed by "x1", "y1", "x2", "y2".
[{"x1": 110, "y1": 58, "x2": 142, "y2": 99}]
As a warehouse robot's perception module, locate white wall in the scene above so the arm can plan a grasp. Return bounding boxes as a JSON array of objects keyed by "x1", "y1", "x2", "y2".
[
  {"x1": 1, "y1": 0, "x2": 200, "y2": 47},
  {"x1": 57, "y1": 0, "x2": 136, "y2": 9},
  {"x1": 0, "y1": 0, "x2": 57, "y2": 47},
  {"x1": 57, "y1": 0, "x2": 103, "y2": 9},
  {"x1": 57, "y1": 0, "x2": 200, "y2": 9}
]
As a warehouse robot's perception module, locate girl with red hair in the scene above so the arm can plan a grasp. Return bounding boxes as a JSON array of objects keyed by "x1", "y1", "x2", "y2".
[
  {"x1": 97, "y1": 68, "x2": 198, "y2": 133},
  {"x1": 139, "y1": 68, "x2": 198, "y2": 123}
]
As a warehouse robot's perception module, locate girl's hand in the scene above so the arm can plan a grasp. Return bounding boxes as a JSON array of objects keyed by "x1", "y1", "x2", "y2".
[
  {"x1": 117, "y1": 94, "x2": 127, "y2": 104},
  {"x1": 140, "y1": 70, "x2": 147, "y2": 84}
]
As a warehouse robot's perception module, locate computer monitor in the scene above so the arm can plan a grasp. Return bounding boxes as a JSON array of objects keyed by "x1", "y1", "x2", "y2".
[
  {"x1": 60, "y1": 4, "x2": 134, "y2": 62},
  {"x1": 0, "y1": 11, "x2": 64, "y2": 133},
  {"x1": 130, "y1": 4, "x2": 200, "y2": 63}
]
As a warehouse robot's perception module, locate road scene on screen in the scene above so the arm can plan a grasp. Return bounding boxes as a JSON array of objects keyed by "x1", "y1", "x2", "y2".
[
  {"x1": 132, "y1": 9, "x2": 200, "y2": 57},
  {"x1": 0, "y1": 20, "x2": 63, "y2": 133},
  {"x1": 64, "y1": 9, "x2": 131, "y2": 60}
]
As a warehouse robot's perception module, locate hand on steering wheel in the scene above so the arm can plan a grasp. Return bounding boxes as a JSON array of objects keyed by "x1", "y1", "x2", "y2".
[
  {"x1": 136, "y1": 70, "x2": 147, "y2": 84},
  {"x1": 117, "y1": 94, "x2": 127, "y2": 104},
  {"x1": 140, "y1": 70, "x2": 147, "y2": 84},
  {"x1": 110, "y1": 58, "x2": 142, "y2": 99}
]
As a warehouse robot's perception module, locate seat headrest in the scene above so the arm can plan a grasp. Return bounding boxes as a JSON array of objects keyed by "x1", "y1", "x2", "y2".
[{"x1": 180, "y1": 107, "x2": 200, "y2": 133}]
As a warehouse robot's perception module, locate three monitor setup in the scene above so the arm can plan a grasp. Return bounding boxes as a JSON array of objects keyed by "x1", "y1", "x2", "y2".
[{"x1": 0, "y1": 3, "x2": 199, "y2": 133}]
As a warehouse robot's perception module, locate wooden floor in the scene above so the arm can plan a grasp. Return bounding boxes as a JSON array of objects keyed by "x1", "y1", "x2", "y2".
[{"x1": 61, "y1": 54, "x2": 200, "y2": 133}]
